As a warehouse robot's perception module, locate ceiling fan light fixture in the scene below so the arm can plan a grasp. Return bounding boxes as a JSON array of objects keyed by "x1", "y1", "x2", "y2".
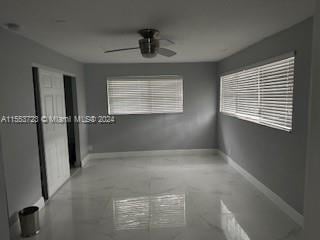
[{"x1": 141, "y1": 52, "x2": 157, "y2": 58}]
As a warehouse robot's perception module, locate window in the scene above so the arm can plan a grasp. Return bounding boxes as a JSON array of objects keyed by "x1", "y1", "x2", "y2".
[
  {"x1": 220, "y1": 54, "x2": 295, "y2": 131},
  {"x1": 107, "y1": 75, "x2": 183, "y2": 115}
]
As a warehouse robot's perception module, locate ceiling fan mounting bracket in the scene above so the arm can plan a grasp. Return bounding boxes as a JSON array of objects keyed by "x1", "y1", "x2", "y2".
[{"x1": 138, "y1": 29, "x2": 160, "y2": 39}]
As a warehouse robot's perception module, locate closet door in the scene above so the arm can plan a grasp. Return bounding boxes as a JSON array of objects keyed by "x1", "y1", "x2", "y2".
[{"x1": 39, "y1": 69, "x2": 70, "y2": 197}]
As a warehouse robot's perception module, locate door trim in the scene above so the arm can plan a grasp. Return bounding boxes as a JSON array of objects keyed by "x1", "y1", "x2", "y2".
[
  {"x1": 64, "y1": 76, "x2": 82, "y2": 168},
  {"x1": 0, "y1": 133, "x2": 10, "y2": 240},
  {"x1": 32, "y1": 67, "x2": 49, "y2": 200},
  {"x1": 31, "y1": 63, "x2": 76, "y2": 77}
]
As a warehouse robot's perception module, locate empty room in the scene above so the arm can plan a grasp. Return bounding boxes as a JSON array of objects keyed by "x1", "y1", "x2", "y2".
[{"x1": 1, "y1": 0, "x2": 320, "y2": 239}]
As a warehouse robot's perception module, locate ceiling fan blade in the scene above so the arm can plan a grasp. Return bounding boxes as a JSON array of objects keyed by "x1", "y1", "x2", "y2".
[
  {"x1": 104, "y1": 47, "x2": 139, "y2": 53},
  {"x1": 159, "y1": 39, "x2": 175, "y2": 47},
  {"x1": 158, "y1": 48, "x2": 177, "y2": 57}
]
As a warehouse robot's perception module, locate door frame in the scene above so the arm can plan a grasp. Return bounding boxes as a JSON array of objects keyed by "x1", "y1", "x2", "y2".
[
  {"x1": 32, "y1": 65, "x2": 81, "y2": 200},
  {"x1": 64, "y1": 76, "x2": 82, "y2": 168},
  {"x1": 0, "y1": 133, "x2": 10, "y2": 240},
  {"x1": 32, "y1": 67, "x2": 49, "y2": 200}
]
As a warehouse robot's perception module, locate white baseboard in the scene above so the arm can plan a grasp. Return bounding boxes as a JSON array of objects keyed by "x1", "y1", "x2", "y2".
[
  {"x1": 33, "y1": 196, "x2": 45, "y2": 211},
  {"x1": 216, "y1": 150, "x2": 304, "y2": 226},
  {"x1": 82, "y1": 148, "x2": 216, "y2": 166},
  {"x1": 81, "y1": 154, "x2": 90, "y2": 167}
]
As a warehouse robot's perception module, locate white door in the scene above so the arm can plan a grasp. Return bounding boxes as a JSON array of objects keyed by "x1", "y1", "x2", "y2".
[{"x1": 39, "y1": 69, "x2": 70, "y2": 197}]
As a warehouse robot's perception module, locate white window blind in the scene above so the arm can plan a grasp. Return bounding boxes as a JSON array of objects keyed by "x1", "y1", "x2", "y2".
[
  {"x1": 107, "y1": 75, "x2": 183, "y2": 115},
  {"x1": 220, "y1": 55, "x2": 295, "y2": 131}
]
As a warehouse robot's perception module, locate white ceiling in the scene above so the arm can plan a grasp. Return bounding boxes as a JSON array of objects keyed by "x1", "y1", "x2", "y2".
[{"x1": 0, "y1": 0, "x2": 315, "y2": 63}]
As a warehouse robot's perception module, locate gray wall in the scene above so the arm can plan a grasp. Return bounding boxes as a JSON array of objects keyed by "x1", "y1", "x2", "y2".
[
  {"x1": 84, "y1": 63, "x2": 218, "y2": 153},
  {"x1": 217, "y1": 18, "x2": 313, "y2": 214},
  {"x1": 304, "y1": 1, "x2": 320, "y2": 238},
  {"x1": 0, "y1": 134, "x2": 10, "y2": 240},
  {"x1": 0, "y1": 28, "x2": 88, "y2": 218}
]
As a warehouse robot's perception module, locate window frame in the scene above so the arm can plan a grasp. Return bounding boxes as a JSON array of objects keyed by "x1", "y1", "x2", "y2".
[
  {"x1": 219, "y1": 52, "x2": 296, "y2": 132},
  {"x1": 106, "y1": 75, "x2": 184, "y2": 116}
]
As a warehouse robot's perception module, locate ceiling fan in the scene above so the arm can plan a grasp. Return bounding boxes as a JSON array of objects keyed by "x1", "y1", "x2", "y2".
[{"x1": 104, "y1": 29, "x2": 176, "y2": 58}]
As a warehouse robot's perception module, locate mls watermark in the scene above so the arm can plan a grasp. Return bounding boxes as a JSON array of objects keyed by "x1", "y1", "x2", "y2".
[{"x1": 0, "y1": 115, "x2": 115, "y2": 124}]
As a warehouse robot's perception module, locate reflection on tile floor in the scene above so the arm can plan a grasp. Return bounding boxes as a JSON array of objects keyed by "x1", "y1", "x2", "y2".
[
  {"x1": 220, "y1": 200, "x2": 250, "y2": 240},
  {"x1": 113, "y1": 193, "x2": 186, "y2": 230},
  {"x1": 12, "y1": 153, "x2": 302, "y2": 240}
]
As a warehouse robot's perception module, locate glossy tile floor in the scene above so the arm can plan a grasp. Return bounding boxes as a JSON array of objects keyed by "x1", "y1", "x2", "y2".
[{"x1": 13, "y1": 154, "x2": 302, "y2": 240}]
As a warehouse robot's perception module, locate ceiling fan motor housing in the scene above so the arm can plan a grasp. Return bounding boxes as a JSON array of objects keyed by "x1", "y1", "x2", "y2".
[{"x1": 139, "y1": 38, "x2": 159, "y2": 58}]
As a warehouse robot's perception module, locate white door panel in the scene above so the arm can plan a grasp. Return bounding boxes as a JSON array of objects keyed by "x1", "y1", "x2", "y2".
[{"x1": 39, "y1": 69, "x2": 70, "y2": 197}]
